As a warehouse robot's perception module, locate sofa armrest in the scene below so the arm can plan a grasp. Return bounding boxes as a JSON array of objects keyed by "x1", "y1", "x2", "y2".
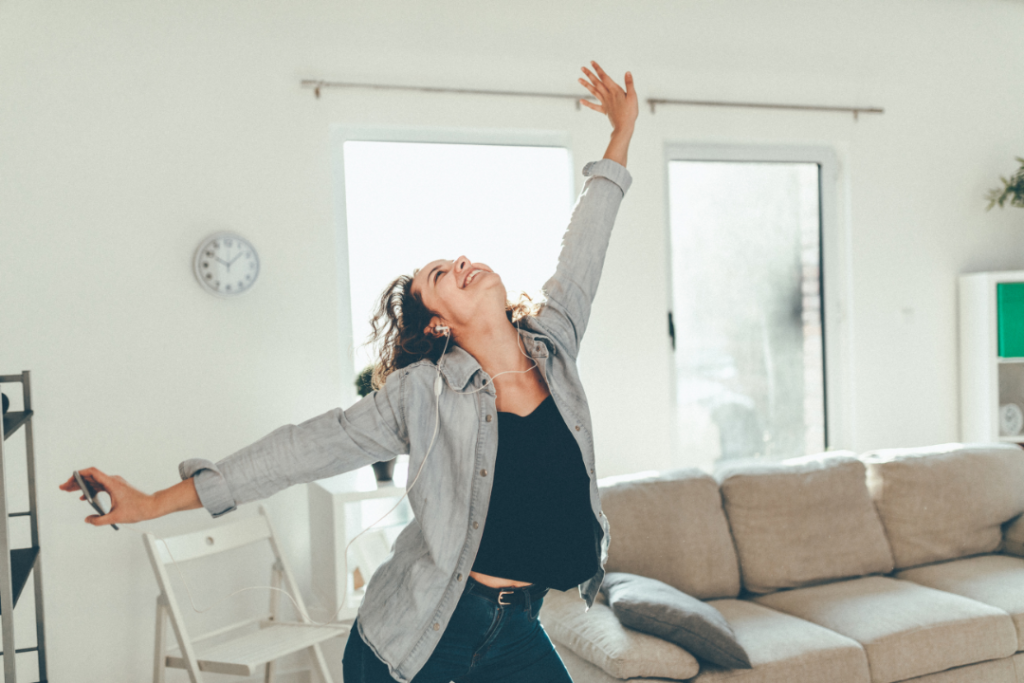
[
  {"x1": 539, "y1": 588, "x2": 700, "y2": 680},
  {"x1": 1002, "y1": 514, "x2": 1024, "y2": 557}
]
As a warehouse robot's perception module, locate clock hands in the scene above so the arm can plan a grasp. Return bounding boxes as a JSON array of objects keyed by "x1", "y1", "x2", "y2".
[{"x1": 214, "y1": 252, "x2": 245, "y2": 272}]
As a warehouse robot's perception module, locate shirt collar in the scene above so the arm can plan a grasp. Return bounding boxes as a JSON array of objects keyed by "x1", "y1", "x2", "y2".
[{"x1": 437, "y1": 325, "x2": 553, "y2": 391}]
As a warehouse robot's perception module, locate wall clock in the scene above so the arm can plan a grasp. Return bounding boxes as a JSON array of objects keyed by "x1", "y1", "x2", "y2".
[{"x1": 193, "y1": 232, "x2": 260, "y2": 297}]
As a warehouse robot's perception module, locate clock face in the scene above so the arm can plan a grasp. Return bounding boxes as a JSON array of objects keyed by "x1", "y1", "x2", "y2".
[
  {"x1": 193, "y1": 232, "x2": 260, "y2": 297},
  {"x1": 1000, "y1": 403, "x2": 1024, "y2": 437}
]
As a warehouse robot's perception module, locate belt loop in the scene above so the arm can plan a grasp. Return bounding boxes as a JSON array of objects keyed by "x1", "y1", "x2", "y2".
[{"x1": 523, "y1": 586, "x2": 532, "y2": 615}]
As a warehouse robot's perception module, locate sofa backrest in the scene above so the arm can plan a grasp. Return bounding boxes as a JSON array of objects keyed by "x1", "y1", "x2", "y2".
[
  {"x1": 598, "y1": 468, "x2": 741, "y2": 600},
  {"x1": 860, "y1": 443, "x2": 1024, "y2": 570},
  {"x1": 717, "y1": 451, "x2": 895, "y2": 594}
]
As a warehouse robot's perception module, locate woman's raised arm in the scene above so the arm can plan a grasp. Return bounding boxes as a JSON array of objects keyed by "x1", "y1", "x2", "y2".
[{"x1": 534, "y1": 62, "x2": 637, "y2": 357}]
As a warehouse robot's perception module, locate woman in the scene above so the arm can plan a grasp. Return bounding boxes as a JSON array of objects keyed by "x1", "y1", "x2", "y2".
[{"x1": 61, "y1": 61, "x2": 637, "y2": 683}]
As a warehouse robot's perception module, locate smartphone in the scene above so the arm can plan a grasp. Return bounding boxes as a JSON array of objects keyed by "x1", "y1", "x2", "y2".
[{"x1": 73, "y1": 470, "x2": 119, "y2": 531}]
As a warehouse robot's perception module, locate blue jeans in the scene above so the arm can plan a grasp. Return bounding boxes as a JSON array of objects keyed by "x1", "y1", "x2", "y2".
[{"x1": 342, "y1": 579, "x2": 573, "y2": 683}]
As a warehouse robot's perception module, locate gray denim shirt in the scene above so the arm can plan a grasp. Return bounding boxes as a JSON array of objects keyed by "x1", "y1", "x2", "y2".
[{"x1": 179, "y1": 158, "x2": 632, "y2": 683}]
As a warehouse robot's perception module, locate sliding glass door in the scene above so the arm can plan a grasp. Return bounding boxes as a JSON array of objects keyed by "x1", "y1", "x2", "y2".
[{"x1": 667, "y1": 156, "x2": 826, "y2": 470}]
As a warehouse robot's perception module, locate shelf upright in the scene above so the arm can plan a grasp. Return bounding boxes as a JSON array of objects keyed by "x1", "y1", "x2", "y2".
[
  {"x1": 959, "y1": 271, "x2": 1024, "y2": 444},
  {"x1": 0, "y1": 370, "x2": 48, "y2": 683}
]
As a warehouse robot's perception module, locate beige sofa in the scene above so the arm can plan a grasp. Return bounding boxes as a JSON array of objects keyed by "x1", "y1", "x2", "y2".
[{"x1": 539, "y1": 443, "x2": 1024, "y2": 683}]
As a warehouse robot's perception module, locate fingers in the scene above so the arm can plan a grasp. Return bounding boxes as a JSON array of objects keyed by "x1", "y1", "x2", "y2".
[
  {"x1": 86, "y1": 513, "x2": 115, "y2": 527},
  {"x1": 580, "y1": 67, "x2": 608, "y2": 100},
  {"x1": 624, "y1": 71, "x2": 635, "y2": 95},
  {"x1": 577, "y1": 77, "x2": 601, "y2": 100},
  {"x1": 579, "y1": 99, "x2": 604, "y2": 113},
  {"x1": 590, "y1": 61, "x2": 621, "y2": 93},
  {"x1": 77, "y1": 467, "x2": 113, "y2": 492},
  {"x1": 59, "y1": 476, "x2": 79, "y2": 491}
]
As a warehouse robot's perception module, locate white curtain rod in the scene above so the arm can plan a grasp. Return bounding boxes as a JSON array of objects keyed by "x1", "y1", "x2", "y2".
[{"x1": 300, "y1": 79, "x2": 884, "y2": 121}]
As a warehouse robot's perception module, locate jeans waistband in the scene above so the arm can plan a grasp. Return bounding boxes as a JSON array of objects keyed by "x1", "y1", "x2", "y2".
[{"x1": 466, "y1": 577, "x2": 548, "y2": 607}]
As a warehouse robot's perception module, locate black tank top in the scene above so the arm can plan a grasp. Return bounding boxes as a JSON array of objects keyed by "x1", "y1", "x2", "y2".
[{"x1": 470, "y1": 395, "x2": 601, "y2": 590}]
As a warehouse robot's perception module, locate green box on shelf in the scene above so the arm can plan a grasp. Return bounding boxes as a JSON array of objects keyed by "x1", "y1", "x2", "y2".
[{"x1": 998, "y1": 283, "x2": 1024, "y2": 357}]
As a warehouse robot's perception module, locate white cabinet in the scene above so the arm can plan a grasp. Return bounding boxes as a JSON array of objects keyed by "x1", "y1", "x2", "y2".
[
  {"x1": 959, "y1": 271, "x2": 1024, "y2": 443},
  {"x1": 308, "y1": 458, "x2": 411, "y2": 622}
]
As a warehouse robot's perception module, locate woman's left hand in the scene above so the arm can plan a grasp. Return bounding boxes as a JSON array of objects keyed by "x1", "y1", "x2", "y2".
[{"x1": 578, "y1": 61, "x2": 638, "y2": 134}]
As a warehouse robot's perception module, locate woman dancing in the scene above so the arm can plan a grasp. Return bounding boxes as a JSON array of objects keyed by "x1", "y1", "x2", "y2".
[{"x1": 61, "y1": 60, "x2": 637, "y2": 683}]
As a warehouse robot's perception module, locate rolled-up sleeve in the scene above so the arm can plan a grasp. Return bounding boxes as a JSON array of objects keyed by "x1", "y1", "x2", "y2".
[
  {"x1": 539, "y1": 158, "x2": 632, "y2": 357},
  {"x1": 179, "y1": 459, "x2": 236, "y2": 517},
  {"x1": 179, "y1": 370, "x2": 409, "y2": 518},
  {"x1": 582, "y1": 158, "x2": 632, "y2": 195}
]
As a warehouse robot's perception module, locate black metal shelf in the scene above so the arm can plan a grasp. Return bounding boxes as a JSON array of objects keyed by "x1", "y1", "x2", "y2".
[
  {"x1": 2, "y1": 411, "x2": 32, "y2": 442},
  {"x1": 0, "y1": 372, "x2": 47, "y2": 682},
  {"x1": 0, "y1": 548, "x2": 38, "y2": 615}
]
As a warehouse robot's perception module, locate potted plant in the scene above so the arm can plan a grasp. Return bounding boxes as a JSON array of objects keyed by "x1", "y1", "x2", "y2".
[
  {"x1": 986, "y1": 157, "x2": 1024, "y2": 210},
  {"x1": 355, "y1": 364, "x2": 398, "y2": 482}
]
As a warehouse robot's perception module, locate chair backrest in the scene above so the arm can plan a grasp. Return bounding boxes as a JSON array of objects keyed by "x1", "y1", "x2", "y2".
[
  {"x1": 143, "y1": 505, "x2": 312, "y2": 658},
  {"x1": 149, "y1": 513, "x2": 274, "y2": 566}
]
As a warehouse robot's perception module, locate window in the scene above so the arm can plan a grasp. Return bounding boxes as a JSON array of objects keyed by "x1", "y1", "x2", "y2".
[
  {"x1": 667, "y1": 153, "x2": 827, "y2": 470},
  {"x1": 338, "y1": 140, "x2": 573, "y2": 376}
]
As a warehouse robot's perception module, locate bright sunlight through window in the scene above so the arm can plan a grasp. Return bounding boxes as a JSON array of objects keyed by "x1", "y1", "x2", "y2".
[{"x1": 342, "y1": 141, "x2": 574, "y2": 374}]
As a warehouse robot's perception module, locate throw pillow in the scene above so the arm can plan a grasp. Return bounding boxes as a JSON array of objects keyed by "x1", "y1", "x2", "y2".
[{"x1": 601, "y1": 571, "x2": 752, "y2": 669}]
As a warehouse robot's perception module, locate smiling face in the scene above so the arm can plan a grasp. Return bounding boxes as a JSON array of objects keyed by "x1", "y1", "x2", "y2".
[{"x1": 411, "y1": 255, "x2": 508, "y2": 337}]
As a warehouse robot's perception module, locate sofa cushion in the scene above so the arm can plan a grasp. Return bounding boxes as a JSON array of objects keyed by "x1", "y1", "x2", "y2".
[
  {"x1": 538, "y1": 587, "x2": 700, "y2": 680},
  {"x1": 754, "y1": 576, "x2": 1018, "y2": 683},
  {"x1": 898, "y1": 659, "x2": 1018, "y2": 683},
  {"x1": 860, "y1": 443, "x2": 1024, "y2": 569},
  {"x1": 551, "y1": 598, "x2": 871, "y2": 683},
  {"x1": 552, "y1": 645, "x2": 681, "y2": 683},
  {"x1": 599, "y1": 469, "x2": 740, "y2": 599},
  {"x1": 690, "y1": 600, "x2": 870, "y2": 683},
  {"x1": 897, "y1": 554, "x2": 1024, "y2": 650},
  {"x1": 716, "y1": 452, "x2": 894, "y2": 594},
  {"x1": 602, "y1": 572, "x2": 751, "y2": 669}
]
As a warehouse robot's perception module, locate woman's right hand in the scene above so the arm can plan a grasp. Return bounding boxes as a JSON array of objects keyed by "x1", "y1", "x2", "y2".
[
  {"x1": 59, "y1": 467, "x2": 160, "y2": 526},
  {"x1": 577, "y1": 61, "x2": 637, "y2": 167},
  {"x1": 578, "y1": 61, "x2": 638, "y2": 136}
]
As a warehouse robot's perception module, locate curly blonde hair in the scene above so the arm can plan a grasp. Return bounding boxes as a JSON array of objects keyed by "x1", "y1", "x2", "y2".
[{"x1": 367, "y1": 271, "x2": 542, "y2": 390}]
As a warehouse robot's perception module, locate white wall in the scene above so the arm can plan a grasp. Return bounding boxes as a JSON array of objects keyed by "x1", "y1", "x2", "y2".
[{"x1": 1, "y1": 0, "x2": 1023, "y2": 680}]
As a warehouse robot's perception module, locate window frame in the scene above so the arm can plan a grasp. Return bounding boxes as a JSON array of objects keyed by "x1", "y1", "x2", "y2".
[
  {"x1": 330, "y1": 126, "x2": 574, "y2": 405},
  {"x1": 662, "y1": 143, "x2": 852, "y2": 453}
]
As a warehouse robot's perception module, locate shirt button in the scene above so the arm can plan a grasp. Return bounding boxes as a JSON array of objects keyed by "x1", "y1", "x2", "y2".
[
  {"x1": 485, "y1": 415, "x2": 492, "y2": 422},
  {"x1": 433, "y1": 623, "x2": 440, "y2": 631},
  {"x1": 590, "y1": 467, "x2": 595, "y2": 474},
  {"x1": 472, "y1": 521, "x2": 479, "y2": 529},
  {"x1": 480, "y1": 468, "x2": 487, "y2": 477},
  {"x1": 575, "y1": 425, "x2": 581, "y2": 431},
  {"x1": 457, "y1": 573, "x2": 463, "y2": 581}
]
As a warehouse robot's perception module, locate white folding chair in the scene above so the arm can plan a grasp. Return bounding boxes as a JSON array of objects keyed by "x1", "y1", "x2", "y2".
[{"x1": 143, "y1": 505, "x2": 348, "y2": 683}]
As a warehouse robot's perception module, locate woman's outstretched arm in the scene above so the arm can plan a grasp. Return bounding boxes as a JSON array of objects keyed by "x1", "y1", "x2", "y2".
[{"x1": 60, "y1": 369, "x2": 411, "y2": 526}]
